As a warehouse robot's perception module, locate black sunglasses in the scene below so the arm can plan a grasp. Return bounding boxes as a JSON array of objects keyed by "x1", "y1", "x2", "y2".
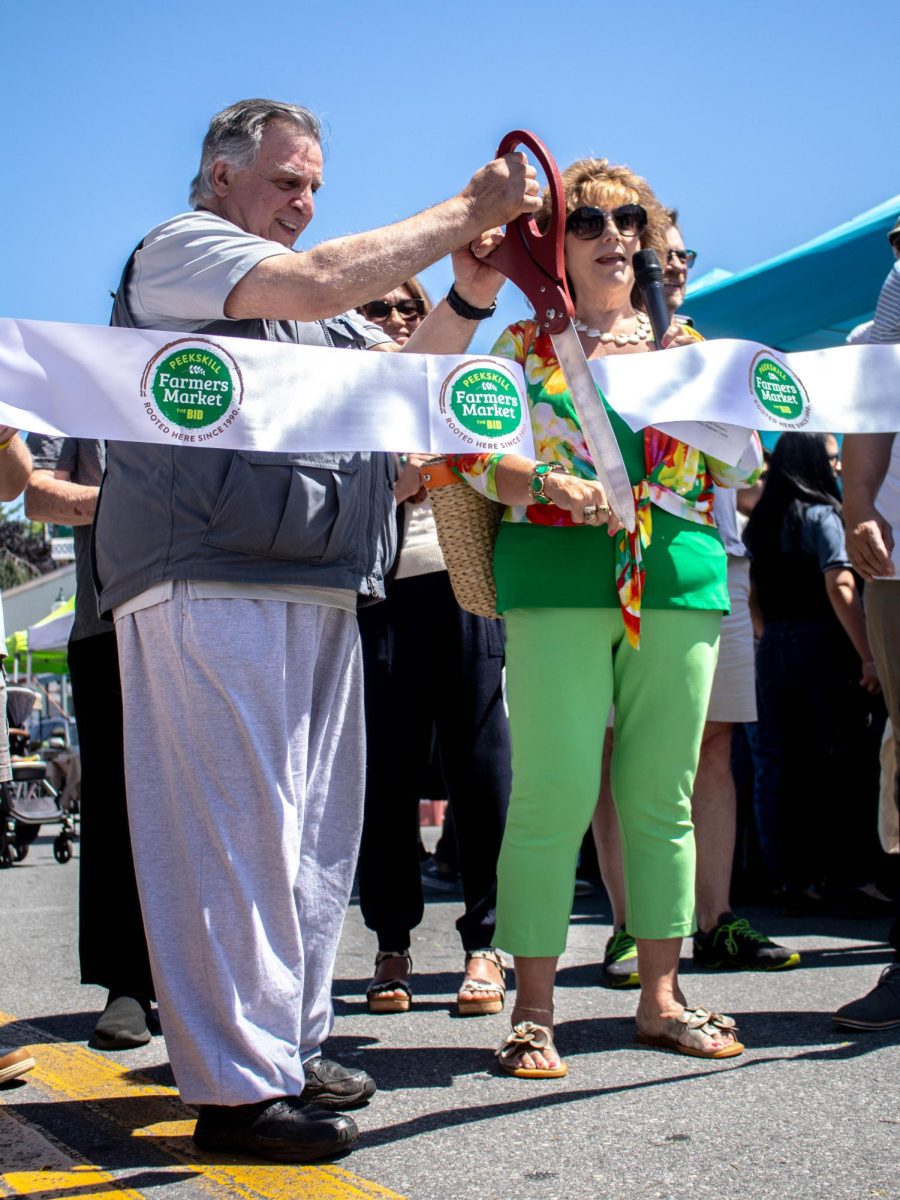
[
  {"x1": 565, "y1": 204, "x2": 648, "y2": 240},
  {"x1": 666, "y1": 247, "x2": 698, "y2": 268},
  {"x1": 359, "y1": 298, "x2": 426, "y2": 321}
]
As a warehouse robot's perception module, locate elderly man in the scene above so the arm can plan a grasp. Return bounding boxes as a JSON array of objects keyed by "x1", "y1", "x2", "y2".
[{"x1": 92, "y1": 98, "x2": 538, "y2": 1162}]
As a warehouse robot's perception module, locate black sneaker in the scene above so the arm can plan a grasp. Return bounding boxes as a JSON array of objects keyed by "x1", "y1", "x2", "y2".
[
  {"x1": 833, "y1": 964, "x2": 900, "y2": 1030},
  {"x1": 693, "y1": 912, "x2": 800, "y2": 971},
  {"x1": 601, "y1": 927, "x2": 640, "y2": 988},
  {"x1": 299, "y1": 1056, "x2": 376, "y2": 1110},
  {"x1": 193, "y1": 1096, "x2": 358, "y2": 1163}
]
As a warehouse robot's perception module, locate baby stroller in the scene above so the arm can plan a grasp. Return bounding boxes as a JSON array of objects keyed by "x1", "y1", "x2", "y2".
[{"x1": 0, "y1": 685, "x2": 77, "y2": 867}]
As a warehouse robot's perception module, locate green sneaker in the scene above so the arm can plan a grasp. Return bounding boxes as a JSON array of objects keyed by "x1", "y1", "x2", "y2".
[
  {"x1": 693, "y1": 912, "x2": 801, "y2": 971},
  {"x1": 602, "y1": 927, "x2": 640, "y2": 988}
]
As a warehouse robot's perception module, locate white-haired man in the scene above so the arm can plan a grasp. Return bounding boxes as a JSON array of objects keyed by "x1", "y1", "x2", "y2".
[{"x1": 93, "y1": 99, "x2": 539, "y2": 1162}]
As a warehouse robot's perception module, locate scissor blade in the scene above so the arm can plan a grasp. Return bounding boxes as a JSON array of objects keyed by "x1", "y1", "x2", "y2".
[{"x1": 550, "y1": 322, "x2": 636, "y2": 532}]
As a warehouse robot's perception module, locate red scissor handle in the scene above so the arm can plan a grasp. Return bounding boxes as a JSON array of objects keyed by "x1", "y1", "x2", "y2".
[{"x1": 487, "y1": 129, "x2": 573, "y2": 335}]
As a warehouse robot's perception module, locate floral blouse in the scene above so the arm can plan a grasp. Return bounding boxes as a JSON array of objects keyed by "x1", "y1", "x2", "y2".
[{"x1": 450, "y1": 319, "x2": 762, "y2": 648}]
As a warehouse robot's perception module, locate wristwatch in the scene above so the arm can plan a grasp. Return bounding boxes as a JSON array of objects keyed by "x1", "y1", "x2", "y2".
[{"x1": 528, "y1": 461, "x2": 566, "y2": 505}]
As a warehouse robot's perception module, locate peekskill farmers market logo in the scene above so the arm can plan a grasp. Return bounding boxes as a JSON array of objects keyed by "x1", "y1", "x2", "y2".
[
  {"x1": 749, "y1": 351, "x2": 810, "y2": 429},
  {"x1": 439, "y1": 359, "x2": 525, "y2": 449},
  {"x1": 140, "y1": 338, "x2": 243, "y2": 442}
]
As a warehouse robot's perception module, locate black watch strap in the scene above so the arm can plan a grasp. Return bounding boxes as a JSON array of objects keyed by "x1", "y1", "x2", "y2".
[{"x1": 446, "y1": 285, "x2": 497, "y2": 321}]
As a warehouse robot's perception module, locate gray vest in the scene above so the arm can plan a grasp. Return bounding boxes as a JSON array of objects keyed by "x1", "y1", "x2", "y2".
[{"x1": 94, "y1": 243, "x2": 397, "y2": 616}]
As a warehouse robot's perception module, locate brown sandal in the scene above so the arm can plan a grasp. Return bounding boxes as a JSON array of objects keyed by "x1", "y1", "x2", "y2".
[
  {"x1": 366, "y1": 950, "x2": 412, "y2": 1014},
  {"x1": 636, "y1": 1006, "x2": 744, "y2": 1059},
  {"x1": 496, "y1": 1020, "x2": 568, "y2": 1078},
  {"x1": 457, "y1": 948, "x2": 506, "y2": 1016}
]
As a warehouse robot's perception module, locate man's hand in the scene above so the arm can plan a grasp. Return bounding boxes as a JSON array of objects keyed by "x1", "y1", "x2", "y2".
[
  {"x1": 860, "y1": 660, "x2": 882, "y2": 695},
  {"x1": 660, "y1": 323, "x2": 699, "y2": 349},
  {"x1": 460, "y1": 152, "x2": 541, "y2": 235},
  {"x1": 846, "y1": 507, "x2": 895, "y2": 580}
]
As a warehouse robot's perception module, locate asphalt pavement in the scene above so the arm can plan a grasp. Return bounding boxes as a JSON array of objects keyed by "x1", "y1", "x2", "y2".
[{"x1": 1, "y1": 834, "x2": 898, "y2": 1200}]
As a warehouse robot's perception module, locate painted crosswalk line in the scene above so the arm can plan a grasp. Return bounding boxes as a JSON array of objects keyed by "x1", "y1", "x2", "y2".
[{"x1": 0, "y1": 1013, "x2": 405, "y2": 1200}]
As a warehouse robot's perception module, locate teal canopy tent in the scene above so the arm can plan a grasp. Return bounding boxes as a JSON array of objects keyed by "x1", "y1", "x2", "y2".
[{"x1": 685, "y1": 195, "x2": 900, "y2": 352}]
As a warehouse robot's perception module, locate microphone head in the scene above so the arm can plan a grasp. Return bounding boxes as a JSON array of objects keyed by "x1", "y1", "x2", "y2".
[{"x1": 632, "y1": 249, "x2": 663, "y2": 286}]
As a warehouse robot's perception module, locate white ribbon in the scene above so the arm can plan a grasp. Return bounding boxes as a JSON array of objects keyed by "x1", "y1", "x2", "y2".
[
  {"x1": 0, "y1": 320, "x2": 897, "y2": 465},
  {"x1": 0, "y1": 318, "x2": 535, "y2": 457},
  {"x1": 592, "y1": 338, "x2": 900, "y2": 464}
]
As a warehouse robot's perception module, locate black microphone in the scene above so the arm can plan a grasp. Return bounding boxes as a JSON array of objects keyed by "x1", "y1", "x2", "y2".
[{"x1": 632, "y1": 249, "x2": 671, "y2": 349}]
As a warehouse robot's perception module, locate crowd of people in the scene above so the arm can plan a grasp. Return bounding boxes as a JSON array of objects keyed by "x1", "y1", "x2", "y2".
[{"x1": 0, "y1": 97, "x2": 897, "y2": 1161}]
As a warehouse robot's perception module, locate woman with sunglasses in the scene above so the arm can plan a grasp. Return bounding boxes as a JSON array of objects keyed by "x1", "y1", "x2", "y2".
[
  {"x1": 354, "y1": 278, "x2": 511, "y2": 1020},
  {"x1": 450, "y1": 158, "x2": 762, "y2": 1078}
]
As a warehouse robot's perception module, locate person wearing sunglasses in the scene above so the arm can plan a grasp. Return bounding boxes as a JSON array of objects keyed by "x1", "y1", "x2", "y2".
[
  {"x1": 357, "y1": 282, "x2": 428, "y2": 343},
  {"x1": 661, "y1": 209, "x2": 697, "y2": 317},
  {"x1": 354, "y1": 278, "x2": 511, "y2": 1022},
  {"x1": 591, "y1": 208, "x2": 799, "y2": 990},
  {"x1": 450, "y1": 158, "x2": 762, "y2": 1078}
]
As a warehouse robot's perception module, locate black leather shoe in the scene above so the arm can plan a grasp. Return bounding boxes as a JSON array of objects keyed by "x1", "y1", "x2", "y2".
[
  {"x1": 193, "y1": 1096, "x2": 358, "y2": 1163},
  {"x1": 299, "y1": 1056, "x2": 376, "y2": 1110}
]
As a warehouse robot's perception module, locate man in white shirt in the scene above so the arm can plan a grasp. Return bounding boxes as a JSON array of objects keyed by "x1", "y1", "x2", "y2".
[
  {"x1": 836, "y1": 430, "x2": 899, "y2": 1029},
  {"x1": 93, "y1": 98, "x2": 540, "y2": 1163},
  {"x1": 834, "y1": 225, "x2": 900, "y2": 1029}
]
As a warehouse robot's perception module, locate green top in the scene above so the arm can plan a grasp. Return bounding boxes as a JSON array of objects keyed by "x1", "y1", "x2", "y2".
[{"x1": 493, "y1": 403, "x2": 729, "y2": 614}]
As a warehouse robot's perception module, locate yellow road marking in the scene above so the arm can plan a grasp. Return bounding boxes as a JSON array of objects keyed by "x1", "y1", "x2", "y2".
[
  {"x1": 0, "y1": 1013, "x2": 405, "y2": 1200},
  {"x1": 4, "y1": 1166, "x2": 144, "y2": 1200}
]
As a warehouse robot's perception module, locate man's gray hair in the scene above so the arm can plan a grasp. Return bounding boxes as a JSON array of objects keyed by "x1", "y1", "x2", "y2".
[{"x1": 189, "y1": 99, "x2": 322, "y2": 208}]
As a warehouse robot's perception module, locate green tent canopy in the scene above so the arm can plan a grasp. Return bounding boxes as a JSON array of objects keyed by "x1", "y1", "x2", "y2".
[
  {"x1": 5, "y1": 594, "x2": 74, "y2": 675},
  {"x1": 685, "y1": 195, "x2": 900, "y2": 351}
]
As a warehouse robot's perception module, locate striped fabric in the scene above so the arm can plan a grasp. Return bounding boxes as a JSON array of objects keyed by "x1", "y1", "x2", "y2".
[{"x1": 847, "y1": 261, "x2": 900, "y2": 344}]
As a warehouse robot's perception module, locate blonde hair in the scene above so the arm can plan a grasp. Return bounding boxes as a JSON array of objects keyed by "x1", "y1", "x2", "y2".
[{"x1": 538, "y1": 158, "x2": 670, "y2": 308}]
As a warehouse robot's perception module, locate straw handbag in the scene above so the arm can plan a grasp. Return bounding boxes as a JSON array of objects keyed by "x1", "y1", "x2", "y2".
[{"x1": 420, "y1": 458, "x2": 503, "y2": 619}]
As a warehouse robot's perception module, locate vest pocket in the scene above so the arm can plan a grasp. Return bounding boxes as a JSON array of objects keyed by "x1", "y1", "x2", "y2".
[{"x1": 202, "y1": 452, "x2": 361, "y2": 563}]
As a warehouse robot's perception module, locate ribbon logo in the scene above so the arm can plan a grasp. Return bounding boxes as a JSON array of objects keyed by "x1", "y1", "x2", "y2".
[
  {"x1": 749, "y1": 351, "x2": 810, "y2": 429},
  {"x1": 140, "y1": 338, "x2": 244, "y2": 443},
  {"x1": 439, "y1": 358, "x2": 526, "y2": 450}
]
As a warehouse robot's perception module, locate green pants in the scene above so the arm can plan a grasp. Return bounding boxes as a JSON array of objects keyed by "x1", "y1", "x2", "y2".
[{"x1": 496, "y1": 607, "x2": 721, "y2": 955}]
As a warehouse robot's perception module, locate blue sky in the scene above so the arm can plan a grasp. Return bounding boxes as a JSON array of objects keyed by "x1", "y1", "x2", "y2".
[{"x1": 2, "y1": 0, "x2": 898, "y2": 352}]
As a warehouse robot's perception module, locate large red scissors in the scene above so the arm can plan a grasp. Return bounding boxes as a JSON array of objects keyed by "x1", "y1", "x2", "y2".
[{"x1": 488, "y1": 130, "x2": 636, "y2": 532}]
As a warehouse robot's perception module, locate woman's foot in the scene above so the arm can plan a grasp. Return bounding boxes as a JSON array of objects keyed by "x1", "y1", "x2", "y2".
[
  {"x1": 495, "y1": 1007, "x2": 567, "y2": 1077},
  {"x1": 635, "y1": 999, "x2": 743, "y2": 1058},
  {"x1": 366, "y1": 951, "x2": 412, "y2": 1014},
  {"x1": 457, "y1": 949, "x2": 506, "y2": 1016}
]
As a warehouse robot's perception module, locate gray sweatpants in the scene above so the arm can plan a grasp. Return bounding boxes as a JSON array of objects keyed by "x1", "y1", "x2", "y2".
[{"x1": 115, "y1": 585, "x2": 364, "y2": 1106}]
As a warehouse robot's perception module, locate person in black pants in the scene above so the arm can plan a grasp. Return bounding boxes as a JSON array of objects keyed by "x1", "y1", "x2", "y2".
[
  {"x1": 354, "y1": 278, "x2": 511, "y2": 1016},
  {"x1": 26, "y1": 437, "x2": 155, "y2": 1048}
]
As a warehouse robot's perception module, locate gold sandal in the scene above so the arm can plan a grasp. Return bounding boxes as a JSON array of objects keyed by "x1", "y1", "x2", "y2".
[
  {"x1": 366, "y1": 950, "x2": 412, "y2": 1014},
  {"x1": 457, "y1": 948, "x2": 506, "y2": 1016},
  {"x1": 496, "y1": 1020, "x2": 568, "y2": 1079},
  {"x1": 636, "y1": 1006, "x2": 744, "y2": 1059}
]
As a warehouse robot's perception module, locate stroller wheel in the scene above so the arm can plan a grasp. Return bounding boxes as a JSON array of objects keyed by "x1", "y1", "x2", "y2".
[
  {"x1": 53, "y1": 836, "x2": 72, "y2": 864},
  {"x1": 0, "y1": 842, "x2": 16, "y2": 868}
]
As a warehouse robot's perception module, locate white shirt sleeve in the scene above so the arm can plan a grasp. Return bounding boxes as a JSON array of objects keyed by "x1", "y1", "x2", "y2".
[
  {"x1": 126, "y1": 211, "x2": 292, "y2": 328},
  {"x1": 847, "y1": 262, "x2": 900, "y2": 346}
]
